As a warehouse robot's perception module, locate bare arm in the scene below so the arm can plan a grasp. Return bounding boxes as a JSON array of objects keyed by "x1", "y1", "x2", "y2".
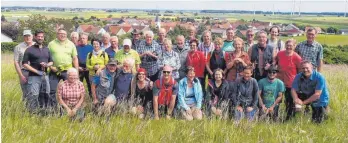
[
  {"x1": 23, "y1": 64, "x2": 40, "y2": 74},
  {"x1": 317, "y1": 59, "x2": 323, "y2": 72},
  {"x1": 167, "y1": 95, "x2": 177, "y2": 116},
  {"x1": 73, "y1": 56, "x2": 79, "y2": 69},
  {"x1": 271, "y1": 92, "x2": 283, "y2": 107},
  {"x1": 153, "y1": 96, "x2": 159, "y2": 118},
  {"x1": 303, "y1": 90, "x2": 322, "y2": 105}
]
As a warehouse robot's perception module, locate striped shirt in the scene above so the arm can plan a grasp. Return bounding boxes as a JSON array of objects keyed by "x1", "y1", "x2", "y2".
[
  {"x1": 58, "y1": 80, "x2": 85, "y2": 106},
  {"x1": 295, "y1": 40, "x2": 323, "y2": 68},
  {"x1": 198, "y1": 42, "x2": 215, "y2": 60},
  {"x1": 137, "y1": 40, "x2": 162, "y2": 76}
]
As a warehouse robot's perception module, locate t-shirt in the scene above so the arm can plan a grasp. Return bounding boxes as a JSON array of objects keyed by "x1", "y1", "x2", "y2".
[
  {"x1": 277, "y1": 51, "x2": 302, "y2": 87},
  {"x1": 76, "y1": 44, "x2": 93, "y2": 66},
  {"x1": 114, "y1": 71, "x2": 133, "y2": 99},
  {"x1": 258, "y1": 78, "x2": 285, "y2": 108},
  {"x1": 22, "y1": 44, "x2": 52, "y2": 76},
  {"x1": 48, "y1": 39, "x2": 77, "y2": 68},
  {"x1": 222, "y1": 40, "x2": 234, "y2": 52},
  {"x1": 185, "y1": 87, "x2": 196, "y2": 105}
]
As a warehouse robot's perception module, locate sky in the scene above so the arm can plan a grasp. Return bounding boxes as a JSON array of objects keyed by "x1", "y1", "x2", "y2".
[{"x1": 1, "y1": 0, "x2": 348, "y2": 13}]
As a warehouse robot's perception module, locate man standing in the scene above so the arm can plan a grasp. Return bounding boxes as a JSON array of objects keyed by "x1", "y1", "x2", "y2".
[
  {"x1": 101, "y1": 33, "x2": 111, "y2": 51},
  {"x1": 76, "y1": 32, "x2": 93, "y2": 98},
  {"x1": 222, "y1": 28, "x2": 235, "y2": 52},
  {"x1": 48, "y1": 28, "x2": 79, "y2": 109},
  {"x1": 173, "y1": 35, "x2": 190, "y2": 80},
  {"x1": 295, "y1": 27, "x2": 323, "y2": 72},
  {"x1": 157, "y1": 28, "x2": 167, "y2": 50},
  {"x1": 14, "y1": 29, "x2": 34, "y2": 101},
  {"x1": 291, "y1": 61, "x2": 329, "y2": 123},
  {"x1": 245, "y1": 29, "x2": 257, "y2": 52},
  {"x1": 258, "y1": 65, "x2": 285, "y2": 121},
  {"x1": 131, "y1": 29, "x2": 142, "y2": 50},
  {"x1": 185, "y1": 26, "x2": 197, "y2": 47},
  {"x1": 137, "y1": 31, "x2": 161, "y2": 81},
  {"x1": 105, "y1": 36, "x2": 119, "y2": 59},
  {"x1": 70, "y1": 32, "x2": 79, "y2": 46},
  {"x1": 248, "y1": 31, "x2": 276, "y2": 81},
  {"x1": 22, "y1": 30, "x2": 53, "y2": 113},
  {"x1": 115, "y1": 39, "x2": 141, "y2": 72}
]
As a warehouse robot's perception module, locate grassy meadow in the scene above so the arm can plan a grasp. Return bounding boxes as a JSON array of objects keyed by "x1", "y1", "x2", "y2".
[
  {"x1": 279, "y1": 35, "x2": 348, "y2": 46},
  {"x1": 2, "y1": 51, "x2": 348, "y2": 142}
]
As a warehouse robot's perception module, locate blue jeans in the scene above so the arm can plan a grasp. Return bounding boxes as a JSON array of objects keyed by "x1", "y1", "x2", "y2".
[
  {"x1": 26, "y1": 75, "x2": 50, "y2": 113},
  {"x1": 234, "y1": 107, "x2": 257, "y2": 121}
]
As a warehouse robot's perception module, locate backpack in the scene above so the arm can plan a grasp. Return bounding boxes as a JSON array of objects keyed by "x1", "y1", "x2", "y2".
[{"x1": 88, "y1": 51, "x2": 106, "y2": 65}]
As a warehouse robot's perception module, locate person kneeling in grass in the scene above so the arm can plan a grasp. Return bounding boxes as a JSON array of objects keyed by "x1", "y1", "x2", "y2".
[
  {"x1": 206, "y1": 68, "x2": 231, "y2": 119},
  {"x1": 291, "y1": 60, "x2": 329, "y2": 123},
  {"x1": 153, "y1": 65, "x2": 178, "y2": 120},
  {"x1": 92, "y1": 59, "x2": 119, "y2": 115},
  {"x1": 232, "y1": 65, "x2": 259, "y2": 122},
  {"x1": 177, "y1": 66, "x2": 203, "y2": 121},
  {"x1": 57, "y1": 68, "x2": 85, "y2": 121},
  {"x1": 130, "y1": 68, "x2": 153, "y2": 119},
  {"x1": 257, "y1": 65, "x2": 285, "y2": 121}
]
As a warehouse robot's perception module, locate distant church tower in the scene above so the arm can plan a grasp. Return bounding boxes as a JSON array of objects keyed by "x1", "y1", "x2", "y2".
[{"x1": 155, "y1": 15, "x2": 161, "y2": 29}]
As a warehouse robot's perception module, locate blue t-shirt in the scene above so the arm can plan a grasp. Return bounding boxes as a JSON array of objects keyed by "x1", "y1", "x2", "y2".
[
  {"x1": 114, "y1": 72, "x2": 133, "y2": 99},
  {"x1": 185, "y1": 87, "x2": 196, "y2": 106},
  {"x1": 105, "y1": 46, "x2": 118, "y2": 59},
  {"x1": 292, "y1": 71, "x2": 329, "y2": 107},
  {"x1": 222, "y1": 40, "x2": 234, "y2": 52},
  {"x1": 76, "y1": 44, "x2": 93, "y2": 65},
  {"x1": 258, "y1": 78, "x2": 285, "y2": 108}
]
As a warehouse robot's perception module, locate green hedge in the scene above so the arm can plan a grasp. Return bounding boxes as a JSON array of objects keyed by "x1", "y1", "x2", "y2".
[
  {"x1": 1, "y1": 42, "x2": 18, "y2": 52},
  {"x1": 1, "y1": 42, "x2": 347, "y2": 64}
]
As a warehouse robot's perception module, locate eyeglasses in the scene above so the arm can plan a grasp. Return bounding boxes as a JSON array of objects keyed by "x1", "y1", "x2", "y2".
[
  {"x1": 268, "y1": 71, "x2": 277, "y2": 74},
  {"x1": 163, "y1": 71, "x2": 171, "y2": 74}
]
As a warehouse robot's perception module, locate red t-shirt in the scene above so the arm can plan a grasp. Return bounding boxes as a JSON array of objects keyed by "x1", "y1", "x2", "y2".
[
  {"x1": 186, "y1": 51, "x2": 206, "y2": 78},
  {"x1": 276, "y1": 51, "x2": 302, "y2": 87}
]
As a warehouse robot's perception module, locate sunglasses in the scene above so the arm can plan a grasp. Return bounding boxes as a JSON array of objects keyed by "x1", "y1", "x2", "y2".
[
  {"x1": 268, "y1": 71, "x2": 277, "y2": 74},
  {"x1": 163, "y1": 71, "x2": 171, "y2": 74}
]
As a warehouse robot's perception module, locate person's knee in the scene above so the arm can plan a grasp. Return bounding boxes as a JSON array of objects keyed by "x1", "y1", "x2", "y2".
[{"x1": 193, "y1": 109, "x2": 203, "y2": 120}]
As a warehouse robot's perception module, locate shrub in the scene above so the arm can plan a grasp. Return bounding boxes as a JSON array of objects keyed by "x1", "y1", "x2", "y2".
[{"x1": 1, "y1": 42, "x2": 18, "y2": 52}]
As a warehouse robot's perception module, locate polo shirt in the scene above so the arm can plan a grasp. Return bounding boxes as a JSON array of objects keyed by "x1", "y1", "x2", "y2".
[
  {"x1": 258, "y1": 78, "x2": 285, "y2": 108},
  {"x1": 222, "y1": 40, "x2": 234, "y2": 52},
  {"x1": 22, "y1": 44, "x2": 52, "y2": 76},
  {"x1": 105, "y1": 46, "x2": 118, "y2": 59},
  {"x1": 114, "y1": 49, "x2": 141, "y2": 71},
  {"x1": 76, "y1": 44, "x2": 93, "y2": 66},
  {"x1": 292, "y1": 71, "x2": 329, "y2": 107},
  {"x1": 276, "y1": 51, "x2": 302, "y2": 88},
  {"x1": 48, "y1": 39, "x2": 77, "y2": 69}
]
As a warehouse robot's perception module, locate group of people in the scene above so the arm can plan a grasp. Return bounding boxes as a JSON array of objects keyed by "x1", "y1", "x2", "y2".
[{"x1": 14, "y1": 25, "x2": 329, "y2": 123}]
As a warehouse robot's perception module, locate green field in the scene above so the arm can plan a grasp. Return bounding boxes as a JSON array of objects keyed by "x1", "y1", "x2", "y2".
[
  {"x1": 280, "y1": 35, "x2": 348, "y2": 46},
  {"x1": 2, "y1": 52, "x2": 348, "y2": 142},
  {"x1": 3, "y1": 10, "x2": 348, "y2": 29}
]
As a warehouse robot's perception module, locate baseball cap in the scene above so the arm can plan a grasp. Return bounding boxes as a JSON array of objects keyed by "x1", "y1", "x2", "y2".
[
  {"x1": 23, "y1": 30, "x2": 32, "y2": 36},
  {"x1": 123, "y1": 39, "x2": 132, "y2": 47},
  {"x1": 107, "y1": 59, "x2": 117, "y2": 65}
]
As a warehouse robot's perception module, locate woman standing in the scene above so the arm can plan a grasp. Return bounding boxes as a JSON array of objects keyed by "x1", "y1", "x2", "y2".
[
  {"x1": 225, "y1": 37, "x2": 250, "y2": 81},
  {"x1": 276, "y1": 39, "x2": 302, "y2": 120},
  {"x1": 86, "y1": 39, "x2": 109, "y2": 80},
  {"x1": 177, "y1": 66, "x2": 203, "y2": 120},
  {"x1": 206, "y1": 38, "x2": 226, "y2": 79},
  {"x1": 158, "y1": 38, "x2": 181, "y2": 80},
  {"x1": 186, "y1": 39, "x2": 206, "y2": 90}
]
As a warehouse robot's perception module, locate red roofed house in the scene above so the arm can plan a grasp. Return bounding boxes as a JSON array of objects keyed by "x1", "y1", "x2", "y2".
[{"x1": 280, "y1": 24, "x2": 304, "y2": 37}]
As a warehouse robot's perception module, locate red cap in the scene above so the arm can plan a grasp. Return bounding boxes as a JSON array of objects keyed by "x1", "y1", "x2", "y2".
[{"x1": 137, "y1": 68, "x2": 146, "y2": 74}]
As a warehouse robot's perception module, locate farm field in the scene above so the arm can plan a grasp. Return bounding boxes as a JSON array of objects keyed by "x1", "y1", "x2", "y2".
[
  {"x1": 2, "y1": 52, "x2": 348, "y2": 142},
  {"x1": 3, "y1": 10, "x2": 348, "y2": 29},
  {"x1": 279, "y1": 35, "x2": 348, "y2": 46}
]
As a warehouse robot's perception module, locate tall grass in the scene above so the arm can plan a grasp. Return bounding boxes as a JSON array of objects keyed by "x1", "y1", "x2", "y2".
[{"x1": 2, "y1": 53, "x2": 348, "y2": 142}]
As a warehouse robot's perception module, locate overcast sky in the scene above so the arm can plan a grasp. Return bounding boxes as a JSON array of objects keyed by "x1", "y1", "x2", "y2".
[{"x1": 2, "y1": 0, "x2": 348, "y2": 13}]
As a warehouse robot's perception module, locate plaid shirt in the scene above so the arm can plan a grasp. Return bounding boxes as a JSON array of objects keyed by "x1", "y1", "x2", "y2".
[
  {"x1": 137, "y1": 40, "x2": 162, "y2": 76},
  {"x1": 295, "y1": 40, "x2": 323, "y2": 68},
  {"x1": 58, "y1": 80, "x2": 85, "y2": 106}
]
